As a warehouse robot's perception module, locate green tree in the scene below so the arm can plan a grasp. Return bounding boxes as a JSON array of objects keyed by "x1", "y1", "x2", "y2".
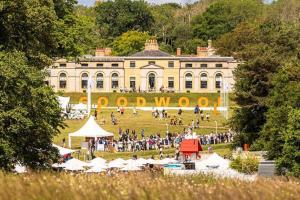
[
  {"x1": 0, "y1": 51, "x2": 64, "y2": 171},
  {"x1": 216, "y1": 18, "x2": 300, "y2": 149},
  {"x1": 111, "y1": 31, "x2": 150, "y2": 56},
  {"x1": 151, "y1": 4, "x2": 179, "y2": 46},
  {"x1": 95, "y1": 0, "x2": 154, "y2": 41},
  {"x1": 277, "y1": 109, "x2": 300, "y2": 177},
  {"x1": 0, "y1": 0, "x2": 58, "y2": 67},
  {"x1": 258, "y1": 61, "x2": 300, "y2": 160},
  {"x1": 54, "y1": 13, "x2": 100, "y2": 57},
  {"x1": 192, "y1": 0, "x2": 263, "y2": 41}
]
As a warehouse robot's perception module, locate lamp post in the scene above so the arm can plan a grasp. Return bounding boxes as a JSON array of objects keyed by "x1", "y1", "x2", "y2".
[
  {"x1": 166, "y1": 123, "x2": 169, "y2": 134},
  {"x1": 214, "y1": 121, "x2": 218, "y2": 134}
]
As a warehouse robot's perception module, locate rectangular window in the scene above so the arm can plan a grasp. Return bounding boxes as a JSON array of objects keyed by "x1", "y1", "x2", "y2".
[
  {"x1": 200, "y1": 64, "x2": 207, "y2": 68},
  {"x1": 201, "y1": 81, "x2": 207, "y2": 89},
  {"x1": 148, "y1": 61, "x2": 155, "y2": 65},
  {"x1": 168, "y1": 61, "x2": 174, "y2": 68},
  {"x1": 97, "y1": 81, "x2": 103, "y2": 89},
  {"x1": 60, "y1": 81, "x2": 67, "y2": 88},
  {"x1": 168, "y1": 77, "x2": 174, "y2": 88},
  {"x1": 130, "y1": 61, "x2": 136, "y2": 68},
  {"x1": 81, "y1": 63, "x2": 88, "y2": 67},
  {"x1": 130, "y1": 77, "x2": 136, "y2": 89},
  {"x1": 216, "y1": 64, "x2": 223, "y2": 68},
  {"x1": 81, "y1": 80, "x2": 88, "y2": 89},
  {"x1": 96, "y1": 75, "x2": 104, "y2": 89},
  {"x1": 59, "y1": 63, "x2": 66, "y2": 67},
  {"x1": 97, "y1": 63, "x2": 104, "y2": 67},
  {"x1": 185, "y1": 81, "x2": 192, "y2": 89},
  {"x1": 185, "y1": 63, "x2": 192, "y2": 68},
  {"x1": 112, "y1": 63, "x2": 119, "y2": 68}
]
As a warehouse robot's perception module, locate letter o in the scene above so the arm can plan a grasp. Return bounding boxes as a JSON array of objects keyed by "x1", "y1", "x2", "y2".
[
  {"x1": 198, "y1": 97, "x2": 208, "y2": 107},
  {"x1": 178, "y1": 97, "x2": 190, "y2": 107},
  {"x1": 116, "y1": 97, "x2": 128, "y2": 107}
]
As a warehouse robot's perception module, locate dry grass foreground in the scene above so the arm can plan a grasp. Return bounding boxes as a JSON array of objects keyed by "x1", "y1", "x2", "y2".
[{"x1": 0, "y1": 172, "x2": 299, "y2": 200}]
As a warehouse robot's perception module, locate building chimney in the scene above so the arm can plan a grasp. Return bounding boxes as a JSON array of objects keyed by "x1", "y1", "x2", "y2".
[
  {"x1": 95, "y1": 48, "x2": 112, "y2": 56},
  {"x1": 104, "y1": 48, "x2": 112, "y2": 56},
  {"x1": 207, "y1": 40, "x2": 215, "y2": 56},
  {"x1": 95, "y1": 48, "x2": 105, "y2": 56},
  {"x1": 144, "y1": 39, "x2": 159, "y2": 51},
  {"x1": 208, "y1": 40, "x2": 212, "y2": 49},
  {"x1": 197, "y1": 46, "x2": 208, "y2": 57},
  {"x1": 176, "y1": 48, "x2": 181, "y2": 56}
]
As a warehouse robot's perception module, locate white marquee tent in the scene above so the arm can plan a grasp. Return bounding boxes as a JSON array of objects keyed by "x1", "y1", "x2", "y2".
[
  {"x1": 57, "y1": 96, "x2": 70, "y2": 113},
  {"x1": 86, "y1": 166, "x2": 106, "y2": 173},
  {"x1": 68, "y1": 116, "x2": 114, "y2": 148},
  {"x1": 121, "y1": 164, "x2": 142, "y2": 171},
  {"x1": 53, "y1": 144, "x2": 77, "y2": 156},
  {"x1": 195, "y1": 153, "x2": 230, "y2": 170},
  {"x1": 72, "y1": 103, "x2": 87, "y2": 111}
]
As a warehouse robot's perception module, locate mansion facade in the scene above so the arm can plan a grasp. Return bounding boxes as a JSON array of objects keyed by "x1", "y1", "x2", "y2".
[{"x1": 46, "y1": 40, "x2": 238, "y2": 93}]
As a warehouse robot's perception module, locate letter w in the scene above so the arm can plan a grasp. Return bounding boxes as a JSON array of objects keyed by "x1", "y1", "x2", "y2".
[{"x1": 154, "y1": 97, "x2": 170, "y2": 107}]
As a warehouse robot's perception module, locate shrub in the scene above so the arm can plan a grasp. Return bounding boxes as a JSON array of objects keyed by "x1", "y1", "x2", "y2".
[{"x1": 230, "y1": 155, "x2": 259, "y2": 174}]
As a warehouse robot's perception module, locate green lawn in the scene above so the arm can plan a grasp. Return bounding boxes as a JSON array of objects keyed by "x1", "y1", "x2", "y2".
[
  {"x1": 62, "y1": 92, "x2": 229, "y2": 107},
  {"x1": 53, "y1": 109, "x2": 228, "y2": 149}
]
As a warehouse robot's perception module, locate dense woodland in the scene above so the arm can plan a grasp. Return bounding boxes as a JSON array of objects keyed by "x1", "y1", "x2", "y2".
[{"x1": 0, "y1": 0, "x2": 299, "y2": 176}]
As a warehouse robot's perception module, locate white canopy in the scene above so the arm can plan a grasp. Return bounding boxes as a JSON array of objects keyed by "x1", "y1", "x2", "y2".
[
  {"x1": 60, "y1": 158, "x2": 89, "y2": 168},
  {"x1": 57, "y1": 96, "x2": 70, "y2": 112},
  {"x1": 121, "y1": 164, "x2": 142, "y2": 171},
  {"x1": 89, "y1": 157, "x2": 107, "y2": 165},
  {"x1": 53, "y1": 144, "x2": 77, "y2": 156},
  {"x1": 146, "y1": 158, "x2": 157, "y2": 165},
  {"x1": 125, "y1": 159, "x2": 144, "y2": 167},
  {"x1": 72, "y1": 103, "x2": 87, "y2": 110},
  {"x1": 86, "y1": 166, "x2": 106, "y2": 173},
  {"x1": 108, "y1": 158, "x2": 126, "y2": 168},
  {"x1": 68, "y1": 116, "x2": 114, "y2": 148},
  {"x1": 136, "y1": 158, "x2": 148, "y2": 165},
  {"x1": 64, "y1": 165, "x2": 85, "y2": 171},
  {"x1": 195, "y1": 153, "x2": 230, "y2": 170}
]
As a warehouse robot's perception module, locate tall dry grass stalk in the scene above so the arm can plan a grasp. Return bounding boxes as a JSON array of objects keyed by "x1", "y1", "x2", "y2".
[{"x1": 0, "y1": 171, "x2": 299, "y2": 200}]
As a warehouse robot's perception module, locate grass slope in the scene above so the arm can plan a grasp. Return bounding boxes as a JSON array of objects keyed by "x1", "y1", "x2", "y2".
[{"x1": 54, "y1": 109, "x2": 228, "y2": 149}]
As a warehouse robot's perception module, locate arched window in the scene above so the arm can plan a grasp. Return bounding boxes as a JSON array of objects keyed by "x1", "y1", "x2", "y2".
[
  {"x1": 185, "y1": 73, "x2": 193, "y2": 89},
  {"x1": 200, "y1": 73, "x2": 208, "y2": 89},
  {"x1": 111, "y1": 73, "x2": 119, "y2": 88},
  {"x1": 81, "y1": 73, "x2": 88, "y2": 89},
  {"x1": 215, "y1": 73, "x2": 223, "y2": 89},
  {"x1": 59, "y1": 73, "x2": 67, "y2": 88},
  {"x1": 148, "y1": 73, "x2": 156, "y2": 89},
  {"x1": 96, "y1": 73, "x2": 104, "y2": 89}
]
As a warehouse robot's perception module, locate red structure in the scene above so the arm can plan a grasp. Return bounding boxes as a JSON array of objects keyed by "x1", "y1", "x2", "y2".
[{"x1": 179, "y1": 139, "x2": 203, "y2": 160}]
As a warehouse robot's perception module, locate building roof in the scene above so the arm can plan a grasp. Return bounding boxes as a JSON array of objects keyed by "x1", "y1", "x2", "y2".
[
  {"x1": 179, "y1": 56, "x2": 235, "y2": 62},
  {"x1": 130, "y1": 50, "x2": 173, "y2": 57},
  {"x1": 79, "y1": 56, "x2": 124, "y2": 62}
]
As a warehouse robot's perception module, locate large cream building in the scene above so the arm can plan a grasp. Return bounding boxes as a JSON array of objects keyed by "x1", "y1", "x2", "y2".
[{"x1": 46, "y1": 40, "x2": 238, "y2": 93}]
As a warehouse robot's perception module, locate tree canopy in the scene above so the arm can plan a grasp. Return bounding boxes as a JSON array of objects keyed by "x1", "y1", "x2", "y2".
[
  {"x1": 215, "y1": 0, "x2": 300, "y2": 176},
  {"x1": 112, "y1": 31, "x2": 150, "y2": 56},
  {"x1": 95, "y1": 0, "x2": 154, "y2": 42},
  {"x1": 0, "y1": 51, "x2": 64, "y2": 171}
]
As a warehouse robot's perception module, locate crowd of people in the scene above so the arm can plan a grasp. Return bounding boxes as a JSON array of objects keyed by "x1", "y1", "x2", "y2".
[
  {"x1": 86, "y1": 105, "x2": 233, "y2": 154},
  {"x1": 86, "y1": 128, "x2": 234, "y2": 154}
]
